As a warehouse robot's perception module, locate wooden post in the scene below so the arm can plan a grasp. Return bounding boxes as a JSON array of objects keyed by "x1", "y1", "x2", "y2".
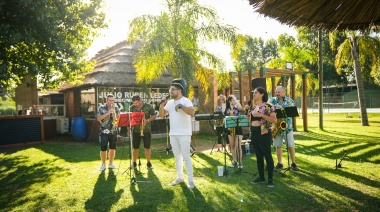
[
  {"x1": 302, "y1": 73, "x2": 308, "y2": 132},
  {"x1": 290, "y1": 74, "x2": 296, "y2": 131},
  {"x1": 281, "y1": 76, "x2": 286, "y2": 87},
  {"x1": 248, "y1": 69, "x2": 252, "y2": 100},
  {"x1": 238, "y1": 70, "x2": 243, "y2": 104},
  {"x1": 271, "y1": 76, "x2": 276, "y2": 97}
]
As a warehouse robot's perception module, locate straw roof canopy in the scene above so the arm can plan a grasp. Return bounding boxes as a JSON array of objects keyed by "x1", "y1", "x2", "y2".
[
  {"x1": 60, "y1": 41, "x2": 173, "y2": 91},
  {"x1": 248, "y1": 0, "x2": 380, "y2": 31}
]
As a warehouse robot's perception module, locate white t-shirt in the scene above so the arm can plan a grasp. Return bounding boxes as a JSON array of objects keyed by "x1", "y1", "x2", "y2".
[{"x1": 164, "y1": 97, "x2": 193, "y2": 136}]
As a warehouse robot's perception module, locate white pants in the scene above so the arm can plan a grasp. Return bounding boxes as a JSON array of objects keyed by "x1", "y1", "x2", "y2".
[{"x1": 170, "y1": 135, "x2": 194, "y2": 182}]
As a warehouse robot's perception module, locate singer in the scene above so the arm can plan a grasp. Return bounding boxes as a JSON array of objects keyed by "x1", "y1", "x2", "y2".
[
  {"x1": 159, "y1": 81, "x2": 196, "y2": 189},
  {"x1": 97, "y1": 94, "x2": 120, "y2": 171}
]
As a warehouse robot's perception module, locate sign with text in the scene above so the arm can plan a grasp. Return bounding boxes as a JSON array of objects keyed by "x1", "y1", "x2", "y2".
[{"x1": 97, "y1": 87, "x2": 170, "y2": 112}]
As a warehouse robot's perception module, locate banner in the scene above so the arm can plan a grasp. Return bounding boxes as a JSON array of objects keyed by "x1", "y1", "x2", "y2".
[{"x1": 97, "y1": 87, "x2": 170, "y2": 112}]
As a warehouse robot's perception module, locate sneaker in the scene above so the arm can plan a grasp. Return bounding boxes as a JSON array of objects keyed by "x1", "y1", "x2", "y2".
[
  {"x1": 275, "y1": 163, "x2": 283, "y2": 170},
  {"x1": 171, "y1": 178, "x2": 184, "y2": 186},
  {"x1": 250, "y1": 178, "x2": 265, "y2": 184},
  {"x1": 131, "y1": 162, "x2": 137, "y2": 169},
  {"x1": 267, "y1": 179, "x2": 274, "y2": 188},
  {"x1": 99, "y1": 164, "x2": 106, "y2": 171},
  {"x1": 108, "y1": 164, "x2": 117, "y2": 169},
  {"x1": 147, "y1": 162, "x2": 153, "y2": 169},
  {"x1": 229, "y1": 161, "x2": 237, "y2": 168},
  {"x1": 238, "y1": 165, "x2": 243, "y2": 169},
  {"x1": 291, "y1": 163, "x2": 299, "y2": 171},
  {"x1": 188, "y1": 181, "x2": 195, "y2": 189}
]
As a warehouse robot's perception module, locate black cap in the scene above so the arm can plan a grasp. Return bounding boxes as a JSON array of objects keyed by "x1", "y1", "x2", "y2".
[{"x1": 171, "y1": 83, "x2": 184, "y2": 90}]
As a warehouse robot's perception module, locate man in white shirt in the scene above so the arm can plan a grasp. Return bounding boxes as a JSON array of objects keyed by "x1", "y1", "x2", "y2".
[{"x1": 159, "y1": 82, "x2": 195, "y2": 189}]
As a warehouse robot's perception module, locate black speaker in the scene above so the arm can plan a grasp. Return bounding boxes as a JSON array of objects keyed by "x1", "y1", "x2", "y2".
[
  {"x1": 171, "y1": 78, "x2": 188, "y2": 97},
  {"x1": 252, "y1": 78, "x2": 266, "y2": 90}
]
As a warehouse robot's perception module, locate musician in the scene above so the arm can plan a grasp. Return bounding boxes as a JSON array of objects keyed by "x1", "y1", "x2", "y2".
[
  {"x1": 268, "y1": 86, "x2": 299, "y2": 171},
  {"x1": 159, "y1": 82, "x2": 196, "y2": 189},
  {"x1": 130, "y1": 95, "x2": 157, "y2": 169},
  {"x1": 97, "y1": 94, "x2": 120, "y2": 171},
  {"x1": 249, "y1": 87, "x2": 277, "y2": 187},
  {"x1": 214, "y1": 94, "x2": 228, "y2": 152},
  {"x1": 224, "y1": 95, "x2": 243, "y2": 168}
]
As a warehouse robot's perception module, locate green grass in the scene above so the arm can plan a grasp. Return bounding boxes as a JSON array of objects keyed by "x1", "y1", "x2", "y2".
[{"x1": 1, "y1": 114, "x2": 380, "y2": 211}]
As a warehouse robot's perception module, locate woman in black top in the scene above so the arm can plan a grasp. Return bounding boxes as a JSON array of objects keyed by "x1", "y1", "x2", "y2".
[{"x1": 248, "y1": 87, "x2": 277, "y2": 187}]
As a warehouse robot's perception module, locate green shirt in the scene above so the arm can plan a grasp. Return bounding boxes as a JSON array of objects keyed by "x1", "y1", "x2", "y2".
[{"x1": 130, "y1": 103, "x2": 156, "y2": 133}]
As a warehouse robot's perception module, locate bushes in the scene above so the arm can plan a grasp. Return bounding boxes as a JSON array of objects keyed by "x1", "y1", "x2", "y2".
[{"x1": 0, "y1": 107, "x2": 16, "y2": 116}]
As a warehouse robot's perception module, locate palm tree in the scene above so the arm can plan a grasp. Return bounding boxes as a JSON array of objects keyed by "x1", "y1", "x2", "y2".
[
  {"x1": 330, "y1": 31, "x2": 380, "y2": 126},
  {"x1": 126, "y1": 0, "x2": 236, "y2": 96}
]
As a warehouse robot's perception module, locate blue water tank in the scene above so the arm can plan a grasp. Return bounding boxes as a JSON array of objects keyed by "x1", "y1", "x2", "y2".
[{"x1": 71, "y1": 117, "x2": 87, "y2": 141}]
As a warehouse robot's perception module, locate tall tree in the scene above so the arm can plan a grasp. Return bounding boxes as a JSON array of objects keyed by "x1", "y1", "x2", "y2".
[
  {"x1": 330, "y1": 30, "x2": 380, "y2": 126},
  {"x1": 297, "y1": 27, "x2": 340, "y2": 86},
  {"x1": 126, "y1": 0, "x2": 236, "y2": 97},
  {"x1": 231, "y1": 34, "x2": 278, "y2": 70},
  {"x1": 266, "y1": 32, "x2": 318, "y2": 97},
  {"x1": 0, "y1": 0, "x2": 106, "y2": 92}
]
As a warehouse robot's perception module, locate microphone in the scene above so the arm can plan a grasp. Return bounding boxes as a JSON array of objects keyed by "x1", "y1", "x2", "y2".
[{"x1": 159, "y1": 96, "x2": 169, "y2": 104}]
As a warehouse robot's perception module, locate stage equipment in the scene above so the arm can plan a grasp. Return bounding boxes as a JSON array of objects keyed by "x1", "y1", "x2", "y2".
[
  {"x1": 117, "y1": 112, "x2": 132, "y2": 174},
  {"x1": 194, "y1": 111, "x2": 224, "y2": 121},
  {"x1": 252, "y1": 78, "x2": 267, "y2": 90},
  {"x1": 194, "y1": 111, "x2": 224, "y2": 154},
  {"x1": 273, "y1": 106, "x2": 299, "y2": 176},
  {"x1": 334, "y1": 149, "x2": 347, "y2": 169},
  {"x1": 164, "y1": 115, "x2": 171, "y2": 154},
  {"x1": 118, "y1": 112, "x2": 150, "y2": 185},
  {"x1": 224, "y1": 115, "x2": 250, "y2": 175},
  {"x1": 130, "y1": 112, "x2": 144, "y2": 126},
  {"x1": 224, "y1": 115, "x2": 249, "y2": 128}
]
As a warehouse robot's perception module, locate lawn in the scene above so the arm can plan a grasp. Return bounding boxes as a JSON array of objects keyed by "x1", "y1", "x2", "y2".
[{"x1": 1, "y1": 113, "x2": 379, "y2": 211}]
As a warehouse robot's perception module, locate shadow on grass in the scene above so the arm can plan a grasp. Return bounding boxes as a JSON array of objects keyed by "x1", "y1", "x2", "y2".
[
  {"x1": 182, "y1": 184, "x2": 214, "y2": 212},
  {"x1": 85, "y1": 169, "x2": 123, "y2": 211},
  {"x1": 120, "y1": 169, "x2": 174, "y2": 211},
  {"x1": 0, "y1": 155, "x2": 69, "y2": 211},
  {"x1": 272, "y1": 159, "x2": 380, "y2": 211},
  {"x1": 295, "y1": 131, "x2": 380, "y2": 163}
]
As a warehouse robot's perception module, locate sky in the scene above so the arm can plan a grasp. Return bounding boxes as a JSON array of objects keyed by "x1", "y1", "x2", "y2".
[{"x1": 87, "y1": 0, "x2": 297, "y2": 69}]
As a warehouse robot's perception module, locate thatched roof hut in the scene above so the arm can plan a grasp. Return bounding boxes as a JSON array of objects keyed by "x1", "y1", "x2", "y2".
[
  {"x1": 248, "y1": 0, "x2": 380, "y2": 31},
  {"x1": 60, "y1": 41, "x2": 173, "y2": 91}
]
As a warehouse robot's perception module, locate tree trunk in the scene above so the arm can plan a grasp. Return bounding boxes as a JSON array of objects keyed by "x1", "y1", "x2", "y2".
[
  {"x1": 318, "y1": 30, "x2": 323, "y2": 130},
  {"x1": 351, "y1": 37, "x2": 369, "y2": 126}
]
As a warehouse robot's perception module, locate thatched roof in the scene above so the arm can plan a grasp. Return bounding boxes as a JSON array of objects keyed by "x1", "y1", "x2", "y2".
[
  {"x1": 60, "y1": 41, "x2": 174, "y2": 91},
  {"x1": 248, "y1": 0, "x2": 380, "y2": 31}
]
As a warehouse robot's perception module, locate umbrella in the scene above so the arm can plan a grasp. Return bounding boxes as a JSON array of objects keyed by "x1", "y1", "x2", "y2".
[{"x1": 247, "y1": 0, "x2": 380, "y2": 31}]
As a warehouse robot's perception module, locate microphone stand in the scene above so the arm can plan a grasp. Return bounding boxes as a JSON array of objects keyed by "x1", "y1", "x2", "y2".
[
  {"x1": 334, "y1": 149, "x2": 347, "y2": 169},
  {"x1": 224, "y1": 115, "x2": 253, "y2": 176},
  {"x1": 209, "y1": 120, "x2": 218, "y2": 155},
  {"x1": 165, "y1": 114, "x2": 171, "y2": 154}
]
